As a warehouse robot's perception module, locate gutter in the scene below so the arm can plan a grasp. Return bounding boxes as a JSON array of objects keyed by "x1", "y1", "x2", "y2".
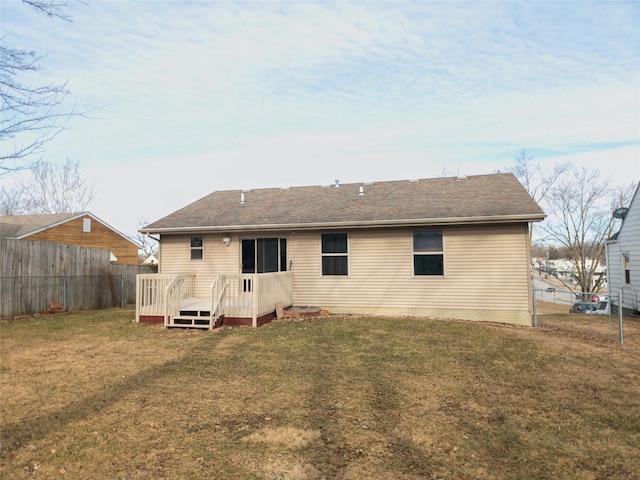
[{"x1": 140, "y1": 214, "x2": 547, "y2": 235}]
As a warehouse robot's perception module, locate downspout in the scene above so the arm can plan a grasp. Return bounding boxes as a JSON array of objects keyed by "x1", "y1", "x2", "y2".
[
  {"x1": 525, "y1": 222, "x2": 535, "y2": 326},
  {"x1": 604, "y1": 237, "x2": 612, "y2": 297},
  {"x1": 604, "y1": 238, "x2": 612, "y2": 324}
]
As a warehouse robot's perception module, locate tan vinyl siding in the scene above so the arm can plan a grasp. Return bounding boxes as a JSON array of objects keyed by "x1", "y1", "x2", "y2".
[
  {"x1": 159, "y1": 234, "x2": 239, "y2": 296},
  {"x1": 159, "y1": 224, "x2": 533, "y2": 325},
  {"x1": 291, "y1": 225, "x2": 532, "y2": 325}
]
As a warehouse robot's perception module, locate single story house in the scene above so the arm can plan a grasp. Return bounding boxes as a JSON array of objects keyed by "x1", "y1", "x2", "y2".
[
  {"x1": 0, "y1": 212, "x2": 140, "y2": 265},
  {"x1": 606, "y1": 183, "x2": 640, "y2": 314},
  {"x1": 137, "y1": 173, "x2": 545, "y2": 328}
]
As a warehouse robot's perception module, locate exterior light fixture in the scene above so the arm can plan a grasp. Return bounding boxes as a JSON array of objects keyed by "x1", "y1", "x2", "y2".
[{"x1": 222, "y1": 236, "x2": 231, "y2": 247}]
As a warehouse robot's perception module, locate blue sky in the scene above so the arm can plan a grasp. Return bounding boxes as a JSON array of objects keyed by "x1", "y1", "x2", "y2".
[{"x1": 1, "y1": 1, "x2": 639, "y2": 237}]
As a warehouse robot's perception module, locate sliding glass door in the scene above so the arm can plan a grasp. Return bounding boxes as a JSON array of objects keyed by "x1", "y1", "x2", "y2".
[{"x1": 242, "y1": 238, "x2": 287, "y2": 274}]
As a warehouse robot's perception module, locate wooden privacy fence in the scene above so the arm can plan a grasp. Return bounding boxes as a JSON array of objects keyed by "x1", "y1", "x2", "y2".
[
  {"x1": 1, "y1": 274, "x2": 122, "y2": 316},
  {"x1": 0, "y1": 238, "x2": 155, "y2": 317}
]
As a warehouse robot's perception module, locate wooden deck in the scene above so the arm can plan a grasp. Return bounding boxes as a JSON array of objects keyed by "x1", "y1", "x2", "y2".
[
  {"x1": 179, "y1": 297, "x2": 222, "y2": 312},
  {"x1": 136, "y1": 272, "x2": 293, "y2": 329}
]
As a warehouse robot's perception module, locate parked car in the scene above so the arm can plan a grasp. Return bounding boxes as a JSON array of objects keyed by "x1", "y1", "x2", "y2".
[
  {"x1": 574, "y1": 293, "x2": 608, "y2": 302},
  {"x1": 570, "y1": 302, "x2": 595, "y2": 314},
  {"x1": 586, "y1": 300, "x2": 610, "y2": 315},
  {"x1": 546, "y1": 286, "x2": 557, "y2": 292}
]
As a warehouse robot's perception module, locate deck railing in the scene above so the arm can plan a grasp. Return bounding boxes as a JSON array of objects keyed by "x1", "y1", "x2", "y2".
[
  {"x1": 135, "y1": 273, "x2": 195, "y2": 322},
  {"x1": 136, "y1": 271, "x2": 294, "y2": 327},
  {"x1": 215, "y1": 272, "x2": 294, "y2": 325},
  {"x1": 136, "y1": 273, "x2": 177, "y2": 321},
  {"x1": 164, "y1": 273, "x2": 196, "y2": 326},
  {"x1": 210, "y1": 275, "x2": 227, "y2": 324},
  {"x1": 254, "y1": 271, "x2": 294, "y2": 325},
  {"x1": 217, "y1": 273, "x2": 256, "y2": 320}
]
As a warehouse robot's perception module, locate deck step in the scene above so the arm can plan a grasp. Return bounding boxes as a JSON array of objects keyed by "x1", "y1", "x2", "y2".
[
  {"x1": 171, "y1": 316, "x2": 213, "y2": 328},
  {"x1": 179, "y1": 310, "x2": 211, "y2": 317},
  {"x1": 169, "y1": 313, "x2": 226, "y2": 329}
]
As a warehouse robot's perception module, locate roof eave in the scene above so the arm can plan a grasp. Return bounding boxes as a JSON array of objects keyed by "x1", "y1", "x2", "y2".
[
  {"x1": 140, "y1": 214, "x2": 547, "y2": 235},
  {"x1": 12, "y1": 212, "x2": 82, "y2": 239},
  {"x1": 14, "y1": 212, "x2": 142, "y2": 248}
]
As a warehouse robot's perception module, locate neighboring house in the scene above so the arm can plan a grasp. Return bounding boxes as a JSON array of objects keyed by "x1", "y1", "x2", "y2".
[
  {"x1": 539, "y1": 259, "x2": 605, "y2": 282},
  {"x1": 138, "y1": 173, "x2": 545, "y2": 328},
  {"x1": 0, "y1": 212, "x2": 140, "y2": 265},
  {"x1": 606, "y1": 184, "x2": 640, "y2": 314},
  {"x1": 141, "y1": 254, "x2": 159, "y2": 266}
]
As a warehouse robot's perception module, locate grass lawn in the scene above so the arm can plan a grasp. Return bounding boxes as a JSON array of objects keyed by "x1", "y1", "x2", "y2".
[{"x1": 1, "y1": 309, "x2": 639, "y2": 480}]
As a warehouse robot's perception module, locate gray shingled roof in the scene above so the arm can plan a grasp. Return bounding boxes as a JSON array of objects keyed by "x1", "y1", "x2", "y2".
[
  {"x1": 141, "y1": 173, "x2": 546, "y2": 233},
  {"x1": 0, "y1": 213, "x2": 77, "y2": 238},
  {"x1": 0, "y1": 212, "x2": 140, "y2": 247}
]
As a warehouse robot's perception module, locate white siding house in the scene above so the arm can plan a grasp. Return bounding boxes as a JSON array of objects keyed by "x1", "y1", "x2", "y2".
[{"x1": 606, "y1": 185, "x2": 640, "y2": 314}]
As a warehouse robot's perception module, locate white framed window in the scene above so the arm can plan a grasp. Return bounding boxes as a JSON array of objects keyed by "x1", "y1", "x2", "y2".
[
  {"x1": 413, "y1": 230, "x2": 444, "y2": 276},
  {"x1": 321, "y1": 233, "x2": 348, "y2": 276},
  {"x1": 190, "y1": 236, "x2": 203, "y2": 260},
  {"x1": 83, "y1": 218, "x2": 91, "y2": 232}
]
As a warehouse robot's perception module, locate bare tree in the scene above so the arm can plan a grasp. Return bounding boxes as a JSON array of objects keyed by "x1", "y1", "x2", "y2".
[
  {"x1": 0, "y1": 1, "x2": 81, "y2": 175},
  {"x1": 136, "y1": 217, "x2": 159, "y2": 258},
  {"x1": 0, "y1": 182, "x2": 26, "y2": 215},
  {"x1": 530, "y1": 242, "x2": 548, "y2": 259},
  {"x1": 608, "y1": 180, "x2": 638, "y2": 212},
  {"x1": 0, "y1": 158, "x2": 94, "y2": 214},
  {"x1": 22, "y1": 1, "x2": 74, "y2": 21},
  {"x1": 507, "y1": 148, "x2": 570, "y2": 245},
  {"x1": 540, "y1": 165, "x2": 637, "y2": 294},
  {"x1": 509, "y1": 148, "x2": 569, "y2": 204},
  {"x1": 439, "y1": 166, "x2": 463, "y2": 177}
]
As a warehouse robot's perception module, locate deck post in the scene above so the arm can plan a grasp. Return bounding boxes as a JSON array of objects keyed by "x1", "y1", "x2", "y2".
[
  {"x1": 532, "y1": 285, "x2": 537, "y2": 327},
  {"x1": 252, "y1": 274, "x2": 258, "y2": 328},
  {"x1": 163, "y1": 288, "x2": 169, "y2": 328}
]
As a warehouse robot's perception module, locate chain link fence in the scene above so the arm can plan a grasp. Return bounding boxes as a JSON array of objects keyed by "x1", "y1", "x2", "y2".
[{"x1": 533, "y1": 286, "x2": 627, "y2": 343}]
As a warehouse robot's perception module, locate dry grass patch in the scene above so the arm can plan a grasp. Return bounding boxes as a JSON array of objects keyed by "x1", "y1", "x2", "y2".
[
  {"x1": 242, "y1": 426, "x2": 322, "y2": 448},
  {"x1": 1, "y1": 309, "x2": 639, "y2": 479},
  {"x1": 535, "y1": 299, "x2": 633, "y2": 345}
]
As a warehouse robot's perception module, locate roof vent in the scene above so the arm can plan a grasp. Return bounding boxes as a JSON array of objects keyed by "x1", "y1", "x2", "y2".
[
  {"x1": 240, "y1": 192, "x2": 245, "y2": 205},
  {"x1": 334, "y1": 179, "x2": 340, "y2": 188},
  {"x1": 359, "y1": 185, "x2": 364, "y2": 196},
  {"x1": 409, "y1": 179, "x2": 419, "y2": 183},
  {"x1": 457, "y1": 175, "x2": 468, "y2": 181}
]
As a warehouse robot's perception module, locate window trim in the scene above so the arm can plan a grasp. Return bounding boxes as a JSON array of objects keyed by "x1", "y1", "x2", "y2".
[
  {"x1": 190, "y1": 236, "x2": 204, "y2": 261},
  {"x1": 412, "y1": 230, "x2": 444, "y2": 276},
  {"x1": 623, "y1": 253, "x2": 631, "y2": 284},
  {"x1": 321, "y1": 232, "x2": 349, "y2": 276}
]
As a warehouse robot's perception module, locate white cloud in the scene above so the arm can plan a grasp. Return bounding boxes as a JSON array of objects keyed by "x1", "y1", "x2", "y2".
[{"x1": 1, "y1": 1, "x2": 638, "y2": 236}]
